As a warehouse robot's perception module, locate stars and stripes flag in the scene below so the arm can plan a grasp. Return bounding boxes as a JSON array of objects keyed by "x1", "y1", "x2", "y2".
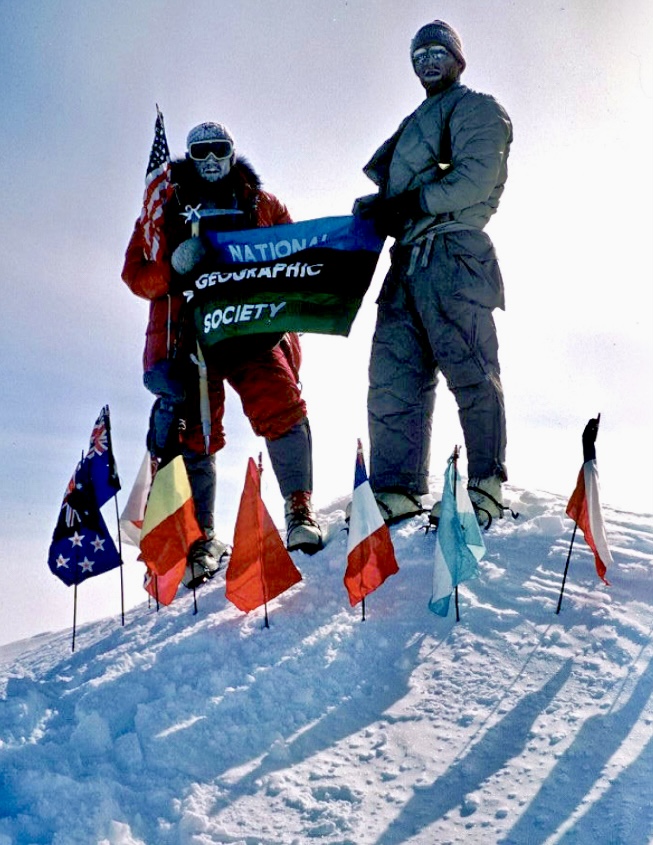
[
  {"x1": 565, "y1": 415, "x2": 613, "y2": 585},
  {"x1": 429, "y1": 449, "x2": 485, "y2": 617},
  {"x1": 344, "y1": 440, "x2": 398, "y2": 607},
  {"x1": 139, "y1": 106, "x2": 174, "y2": 263},
  {"x1": 47, "y1": 408, "x2": 122, "y2": 586}
]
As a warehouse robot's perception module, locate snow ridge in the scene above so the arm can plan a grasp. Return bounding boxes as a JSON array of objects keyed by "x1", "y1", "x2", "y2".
[{"x1": 1, "y1": 485, "x2": 652, "y2": 845}]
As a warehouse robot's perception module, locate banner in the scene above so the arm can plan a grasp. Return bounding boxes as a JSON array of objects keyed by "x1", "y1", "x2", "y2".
[{"x1": 182, "y1": 215, "x2": 385, "y2": 348}]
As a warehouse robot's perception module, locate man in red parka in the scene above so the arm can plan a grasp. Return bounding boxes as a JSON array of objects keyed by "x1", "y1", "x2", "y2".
[{"x1": 122, "y1": 122, "x2": 322, "y2": 588}]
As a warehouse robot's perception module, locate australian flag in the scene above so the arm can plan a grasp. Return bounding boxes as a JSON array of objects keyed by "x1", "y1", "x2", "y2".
[
  {"x1": 48, "y1": 408, "x2": 122, "y2": 586},
  {"x1": 85, "y1": 405, "x2": 121, "y2": 506}
]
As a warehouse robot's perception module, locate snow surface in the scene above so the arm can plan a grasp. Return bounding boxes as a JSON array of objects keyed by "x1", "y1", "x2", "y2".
[{"x1": 1, "y1": 483, "x2": 653, "y2": 845}]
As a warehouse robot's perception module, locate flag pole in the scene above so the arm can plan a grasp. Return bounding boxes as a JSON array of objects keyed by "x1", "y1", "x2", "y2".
[
  {"x1": 556, "y1": 522, "x2": 579, "y2": 614},
  {"x1": 557, "y1": 413, "x2": 604, "y2": 613},
  {"x1": 192, "y1": 342, "x2": 211, "y2": 456},
  {"x1": 191, "y1": 574, "x2": 199, "y2": 616},
  {"x1": 72, "y1": 583, "x2": 78, "y2": 652},
  {"x1": 71, "y1": 450, "x2": 85, "y2": 650},
  {"x1": 361, "y1": 596, "x2": 366, "y2": 622},
  {"x1": 104, "y1": 406, "x2": 125, "y2": 626},
  {"x1": 113, "y1": 495, "x2": 125, "y2": 626},
  {"x1": 452, "y1": 445, "x2": 461, "y2": 622},
  {"x1": 257, "y1": 453, "x2": 271, "y2": 629}
]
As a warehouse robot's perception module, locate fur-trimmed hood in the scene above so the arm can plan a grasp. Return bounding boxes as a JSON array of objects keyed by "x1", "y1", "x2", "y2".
[
  {"x1": 170, "y1": 155, "x2": 263, "y2": 209},
  {"x1": 165, "y1": 155, "x2": 265, "y2": 237},
  {"x1": 122, "y1": 151, "x2": 292, "y2": 373}
]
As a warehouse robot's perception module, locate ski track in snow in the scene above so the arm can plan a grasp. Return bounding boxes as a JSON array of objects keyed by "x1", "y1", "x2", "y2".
[{"x1": 1, "y1": 484, "x2": 653, "y2": 845}]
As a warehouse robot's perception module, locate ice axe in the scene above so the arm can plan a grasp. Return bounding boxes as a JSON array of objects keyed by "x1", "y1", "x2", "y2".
[{"x1": 190, "y1": 342, "x2": 211, "y2": 454}]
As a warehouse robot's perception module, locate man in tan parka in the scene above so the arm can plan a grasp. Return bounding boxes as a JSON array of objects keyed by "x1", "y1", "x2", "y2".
[{"x1": 354, "y1": 20, "x2": 513, "y2": 528}]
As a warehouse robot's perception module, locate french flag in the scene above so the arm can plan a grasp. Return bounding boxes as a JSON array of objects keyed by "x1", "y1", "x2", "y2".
[{"x1": 344, "y1": 440, "x2": 398, "y2": 607}]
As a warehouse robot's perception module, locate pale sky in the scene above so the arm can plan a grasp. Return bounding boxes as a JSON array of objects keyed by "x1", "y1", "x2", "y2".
[{"x1": 1, "y1": 0, "x2": 651, "y2": 646}]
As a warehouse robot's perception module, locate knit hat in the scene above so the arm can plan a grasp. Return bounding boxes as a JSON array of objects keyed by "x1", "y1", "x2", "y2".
[
  {"x1": 186, "y1": 122, "x2": 235, "y2": 151},
  {"x1": 410, "y1": 20, "x2": 466, "y2": 71}
]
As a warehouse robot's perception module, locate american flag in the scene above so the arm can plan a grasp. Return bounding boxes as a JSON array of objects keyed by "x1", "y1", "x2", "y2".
[{"x1": 139, "y1": 106, "x2": 174, "y2": 263}]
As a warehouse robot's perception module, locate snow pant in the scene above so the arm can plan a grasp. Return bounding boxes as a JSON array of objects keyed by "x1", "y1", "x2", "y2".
[
  {"x1": 182, "y1": 417, "x2": 313, "y2": 535},
  {"x1": 368, "y1": 230, "x2": 507, "y2": 494},
  {"x1": 180, "y1": 333, "x2": 312, "y2": 522},
  {"x1": 183, "y1": 450, "x2": 217, "y2": 533},
  {"x1": 266, "y1": 417, "x2": 314, "y2": 498}
]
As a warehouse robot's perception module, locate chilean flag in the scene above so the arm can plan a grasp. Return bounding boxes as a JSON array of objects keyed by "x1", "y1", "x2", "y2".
[
  {"x1": 565, "y1": 416, "x2": 613, "y2": 586},
  {"x1": 566, "y1": 458, "x2": 613, "y2": 585},
  {"x1": 344, "y1": 440, "x2": 398, "y2": 606}
]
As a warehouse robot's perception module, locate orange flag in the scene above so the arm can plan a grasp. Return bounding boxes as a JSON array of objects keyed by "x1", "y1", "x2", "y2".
[
  {"x1": 138, "y1": 455, "x2": 203, "y2": 603},
  {"x1": 226, "y1": 457, "x2": 302, "y2": 614}
]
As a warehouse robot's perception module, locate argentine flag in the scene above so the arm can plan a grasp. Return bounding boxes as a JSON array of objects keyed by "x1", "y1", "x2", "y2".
[{"x1": 430, "y1": 452, "x2": 485, "y2": 617}]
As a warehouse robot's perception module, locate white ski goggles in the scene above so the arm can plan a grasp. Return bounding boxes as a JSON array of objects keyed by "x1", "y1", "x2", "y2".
[{"x1": 412, "y1": 45, "x2": 452, "y2": 65}]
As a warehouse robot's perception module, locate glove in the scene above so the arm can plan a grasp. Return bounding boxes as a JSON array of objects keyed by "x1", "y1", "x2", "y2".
[
  {"x1": 147, "y1": 397, "x2": 182, "y2": 459},
  {"x1": 171, "y1": 237, "x2": 206, "y2": 275},
  {"x1": 145, "y1": 397, "x2": 184, "y2": 458},
  {"x1": 374, "y1": 189, "x2": 423, "y2": 237},
  {"x1": 354, "y1": 189, "x2": 422, "y2": 238},
  {"x1": 581, "y1": 414, "x2": 601, "y2": 462},
  {"x1": 143, "y1": 361, "x2": 186, "y2": 402},
  {"x1": 352, "y1": 193, "x2": 382, "y2": 219}
]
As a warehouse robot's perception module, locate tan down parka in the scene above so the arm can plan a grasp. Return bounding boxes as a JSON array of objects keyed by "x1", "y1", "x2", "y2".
[{"x1": 363, "y1": 82, "x2": 513, "y2": 244}]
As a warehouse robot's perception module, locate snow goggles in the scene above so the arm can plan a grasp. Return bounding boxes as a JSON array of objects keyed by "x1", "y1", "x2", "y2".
[
  {"x1": 412, "y1": 45, "x2": 452, "y2": 64},
  {"x1": 188, "y1": 139, "x2": 234, "y2": 161}
]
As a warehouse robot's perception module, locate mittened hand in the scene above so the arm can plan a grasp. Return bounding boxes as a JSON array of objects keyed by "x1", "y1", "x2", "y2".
[
  {"x1": 581, "y1": 414, "x2": 601, "y2": 462},
  {"x1": 171, "y1": 237, "x2": 206, "y2": 275},
  {"x1": 147, "y1": 398, "x2": 181, "y2": 459},
  {"x1": 352, "y1": 189, "x2": 423, "y2": 237},
  {"x1": 379, "y1": 189, "x2": 423, "y2": 225},
  {"x1": 371, "y1": 189, "x2": 424, "y2": 238},
  {"x1": 352, "y1": 193, "x2": 382, "y2": 218}
]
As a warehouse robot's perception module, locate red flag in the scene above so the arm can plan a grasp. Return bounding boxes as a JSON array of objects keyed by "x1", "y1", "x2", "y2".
[
  {"x1": 226, "y1": 458, "x2": 302, "y2": 613},
  {"x1": 138, "y1": 455, "x2": 203, "y2": 602},
  {"x1": 119, "y1": 451, "x2": 193, "y2": 604},
  {"x1": 566, "y1": 459, "x2": 613, "y2": 585},
  {"x1": 344, "y1": 440, "x2": 398, "y2": 606},
  {"x1": 139, "y1": 107, "x2": 174, "y2": 263},
  {"x1": 143, "y1": 558, "x2": 187, "y2": 607}
]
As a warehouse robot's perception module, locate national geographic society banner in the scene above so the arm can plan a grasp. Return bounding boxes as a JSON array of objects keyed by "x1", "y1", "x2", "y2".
[{"x1": 183, "y1": 215, "x2": 385, "y2": 349}]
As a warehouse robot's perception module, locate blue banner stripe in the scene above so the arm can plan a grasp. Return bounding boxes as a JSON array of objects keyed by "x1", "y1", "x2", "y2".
[{"x1": 204, "y1": 215, "x2": 384, "y2": 265}]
